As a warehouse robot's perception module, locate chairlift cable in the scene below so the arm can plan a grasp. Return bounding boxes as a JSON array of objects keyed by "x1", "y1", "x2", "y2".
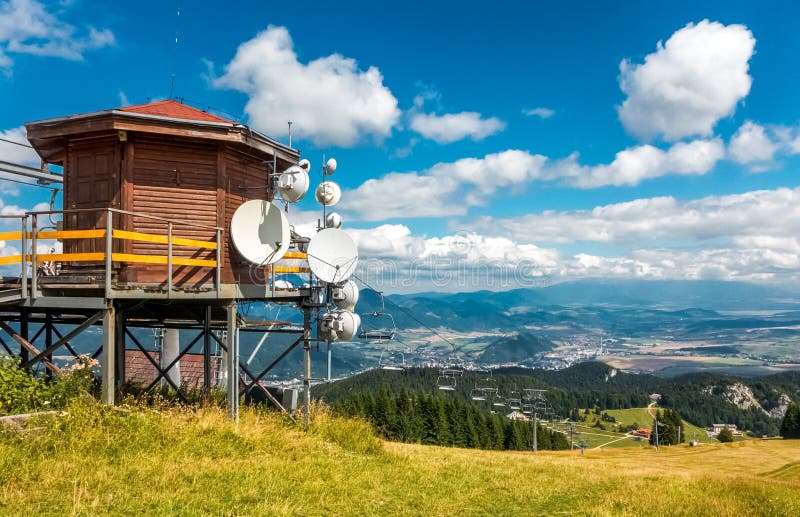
[{"x1": 351, "y1": 272, "x2": 460, "y2": 352}]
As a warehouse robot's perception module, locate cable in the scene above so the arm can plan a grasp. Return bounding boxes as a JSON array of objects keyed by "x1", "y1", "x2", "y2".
[
  {"x1": 350, "y1": 272, "x2": 460, "y2": 352},
  {"x1": 0, "y1": 175, "x2": 62, "y2": 190},
  {"x1": 0, "y1": 137, "x2": 33, "y2": 149}
]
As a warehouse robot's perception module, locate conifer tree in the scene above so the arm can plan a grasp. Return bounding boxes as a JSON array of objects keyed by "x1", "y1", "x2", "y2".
[{"x1": 781, "y1": 402, "x2": 800, "y2": 439}]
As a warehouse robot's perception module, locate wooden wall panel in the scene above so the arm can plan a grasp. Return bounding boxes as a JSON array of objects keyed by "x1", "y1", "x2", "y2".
[
  {"x1": 63, "y1": 138, "x2": 121, "y2": 261},
  {"x1": 222, "y1": 147, "x2": 286, "y2": 285},
  {"x1": 128, "y1": 136, "x2": 218, "y2": 284}
]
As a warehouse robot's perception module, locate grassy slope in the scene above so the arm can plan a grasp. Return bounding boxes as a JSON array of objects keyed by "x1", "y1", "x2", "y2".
[
  {"x1": 1, "y1": 403, "x2": 799, "y2": 516},
  {"x1": 571, "y1": 407, "x2": 713, "y2": 448}
]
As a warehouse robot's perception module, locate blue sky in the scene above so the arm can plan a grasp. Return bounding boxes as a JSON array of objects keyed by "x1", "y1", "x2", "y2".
[{"x1": 2, "y1": 0, "x2": 800, "y2": 291}]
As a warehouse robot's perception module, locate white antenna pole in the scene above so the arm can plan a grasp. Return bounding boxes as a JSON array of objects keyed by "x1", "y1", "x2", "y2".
[{"x1": 288, "y1": 121, "x2": 293, "y2": 147}]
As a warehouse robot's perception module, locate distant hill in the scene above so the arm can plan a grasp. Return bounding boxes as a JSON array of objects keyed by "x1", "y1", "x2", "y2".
[
  {"x1": 316, "y1": 362, "x2": 800, "y2": 436},
  {"x1": 391, "y1": 279, "x2": 800, "y2": 311},
  {"x1": 478, "y1": 333, "x2": 555, "y2": 365}
]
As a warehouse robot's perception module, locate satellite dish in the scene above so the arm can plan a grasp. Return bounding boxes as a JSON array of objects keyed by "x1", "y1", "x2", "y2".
[
  {"x1": 230, "y1": 200, "x2": 290, "y2": 265},
  {"x1": 319, "y1": 310, "x2": 360, "y2": 342},
  {"x1": 325, "y1": 212, "x2": 343, "y2": 229},
  {"x1": 332, "y1": 280, "x2": 359, "y2": 311},
  {"x1": 298, "y1": 158, "x2": 311, "y2": 171},
  {"x1": 315, "y1": 181, "x2": 341, "y2": 206},
  {"x1": 277, "y1": 165, "x2": 309, "y2": 203},
  {"x1": 325, "y1": 157, "x2": 337, "y2": 175},
  {"x1": 307, "y1": 228, "x2": 358, "y2": 283}
]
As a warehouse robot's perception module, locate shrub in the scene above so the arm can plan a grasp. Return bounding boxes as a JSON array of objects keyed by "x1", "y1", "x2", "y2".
[
  {"x1": 0, "y1": 356, "x2": 45, "y2": 415},
  {"x1": 0, "y1": 355, "x2": 97, "y2": 415},
  {"x1": 717, "y1": 428, "x2": 734, "y2": 443}
]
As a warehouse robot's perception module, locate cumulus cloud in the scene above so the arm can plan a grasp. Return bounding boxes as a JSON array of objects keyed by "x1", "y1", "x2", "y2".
[
  {"x1": 345, "y1": 224, "x2": 800, "y2": 292},
  {"x1": 0, "y1": 126, "x2": 39, "y2": 166},
  {"x1": 213, "y1": 26, "x2": 400, "y2": 147},
  {"x1": 728, "y1": 121, "x2": 779, "y2": 169},
  {"x1": 618, "y1": 20, "x2": 755, "y2": 141},
  {"x1": 340, "y1": 150, "x2": 546, "y2": 220},
  {"x1": 409, "y1": 111, "x2": 505, "y2": 144},
  {"x1": 561, "y1": 138, "x2": 724, "y2": 188},
  {"x1": 466, "y1": 186, "x2": 800, "y2": 245},
  {"x1": 522, "y1": 107, "x2": 555, "y2": 119},
  {"x1": 341, "y1": 139, "x2": 723, "y2": 221},
  {"x1": 0, "y1": 0, "x2": 114, "y2": 69}
]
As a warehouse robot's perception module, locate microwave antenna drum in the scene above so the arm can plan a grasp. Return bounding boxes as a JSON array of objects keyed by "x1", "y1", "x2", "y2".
[
  {"x1": 230, "y1": 200, "x2": 290, "y2": 265},
  {"x1": 319, "y1": 310, "x2": 360, "y2": 342},
  {"x1": 307, "y1": 228, "x2": 358, "y2": 283},
  {"x1": 315, "y1": 181, "x2": 342, "y2": 206},
  {"x1": 332, "y1": 280, "x2": 359, "y2": 311},
  {"x1": 325, "y1": 212, "x2": 343, "y2": 229},
  {"x1": 324, "y1": 157, "x2": 337, "y2": 175},
  {"x1": 277, "y1": 165, "x2": 310, "y2": 202}
]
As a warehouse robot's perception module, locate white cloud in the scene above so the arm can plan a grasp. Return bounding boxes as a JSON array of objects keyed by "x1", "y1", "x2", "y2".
[
  {"x1": 341, "y1": 139, "x2": 723, "y2": 221},
  {"x1": 345, "y1": 224, "x2": 800, "y2": 292},
  {"x1": 0, "y1": 126, "x2": 39, "y2": 166},
  {"x1": 561, "y1": 138, "x2": 724, "y2": 188},
  {"x1": 213, "y1": 26, "x2": 400, "y2": 147},
  {"x1": 618, "y1": 20, "x2": 755, "y2": 141},
  {"x1": 466, "y1": 186, "x2": 800, "y2": 245},
  {"x1": 0, "y1": 0, "x2": 114, "y2": 69},
  {"x1": 340, "y1": 150, "x2": 546, "y2": 220},
  {"x1": 410, "y1": 111, "x2": 505, "y2": 144},
  {"x1": 728, "y1": 121, "x2": 779, "y2": 169},
  {"x1": 522, "y1": 107, "x2": 555, "y2": 119}
]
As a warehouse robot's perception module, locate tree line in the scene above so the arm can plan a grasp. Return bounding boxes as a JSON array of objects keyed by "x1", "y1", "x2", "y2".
[{"x1": 332, "y1": 387, "x2": 570, "y2": 451}]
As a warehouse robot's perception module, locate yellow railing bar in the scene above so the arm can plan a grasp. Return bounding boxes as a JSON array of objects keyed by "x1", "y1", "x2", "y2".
[
  {"x1": 111, "y1": 253, "x2": 216, "y2": 268},
  {"x1": 272, "y1": 265, "x2": 311, "y2": 274},
  {"x1": 38, "y1": 229, "x2": 106, "y2": 239},
  {"x1": 0, "y1": 255, "x2": 23, "y2": 265},
  {"x1": 172, "y1": 236, "x2": 217, "y2": 250},
  {"x1": 23, "y1": 252, "x2": 215, "y2": 268},
  {"x1": 282, "y1": 251, "x2": 308, "y2": 259},
  {"x1": 112, "y1": 229, "x2": 217, "y2": 250},
  {"x1": 1, "y1": 230, "x2": 107, "y2": 241},
  {"x1": 37, "y1": 253, "x2": 105, "y2": 262},
  {"x1": 113, "y1": 229, "x2": 168, "y2": 244},
  {"x1": 0, "y1": 231, "x2": 22, "y2": 241}
]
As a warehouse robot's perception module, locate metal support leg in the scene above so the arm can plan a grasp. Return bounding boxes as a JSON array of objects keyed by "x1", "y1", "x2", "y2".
[
  {"x1": 303, "y1": 307, "x2": 311, "y2": 428},
  {"x1": 19, "y1": 310, "x2": 29, "y2": 364},
  {"x1": 203, "y1": 305, "x2": 211, "y2": 400},
  {"x1": 226, "y1": 302, "x2": 239, "y2": 420},
  {"x1": 102, "y1": 304, "x2": 116, "y2": 405},
  {"x1": 327, "y1": 340, "x2": 332, "y2": 382},
  {"x1": 115, "y1": 310, "x2": 126, "y2": 391},
  {"x1": 45, "y1": 311, "x2": 53, "y2": 377}
]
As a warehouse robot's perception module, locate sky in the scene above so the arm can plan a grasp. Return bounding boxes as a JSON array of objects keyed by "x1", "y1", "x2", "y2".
[{"x1": 2, "y1": 0, "x2": 800, "y2": 292}]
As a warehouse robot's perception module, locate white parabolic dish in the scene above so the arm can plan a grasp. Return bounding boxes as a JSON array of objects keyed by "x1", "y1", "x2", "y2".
[
  {"x1": 230, "y1": 200, "x2": 290, "y2": 265},
  {"x1": 307, "y1": 228, "x2": 358, "y2": 283}
]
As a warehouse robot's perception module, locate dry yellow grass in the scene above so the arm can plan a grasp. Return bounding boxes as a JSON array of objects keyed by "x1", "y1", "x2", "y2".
[{"x1": 1, "y1": 402, "x2": 798, "y2": 516}]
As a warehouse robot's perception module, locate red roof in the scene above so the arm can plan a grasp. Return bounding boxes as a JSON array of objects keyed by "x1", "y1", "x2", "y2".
[{"x1": 118, "y1": 99, "x2": 235, "y2": 124}]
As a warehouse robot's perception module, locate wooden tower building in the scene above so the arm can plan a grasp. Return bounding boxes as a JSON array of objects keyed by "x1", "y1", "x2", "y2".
[{"x1": 0, "y1": 100, "x2": 314, "y2": 418}]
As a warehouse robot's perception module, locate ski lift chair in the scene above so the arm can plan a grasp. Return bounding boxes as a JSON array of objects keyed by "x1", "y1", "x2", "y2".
[
  {"x1": 359, "y1": 311, "x2": 397, "y2": 342},
  {"x1": 470, "y1": 387, "x2": 487, "y2": 401},
  {"x1": 379, "y1": 346, "x2": 406, "y2": 371},
  {"x1": 437, "y1": 373, "x2": 457, "y2": 391}
]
